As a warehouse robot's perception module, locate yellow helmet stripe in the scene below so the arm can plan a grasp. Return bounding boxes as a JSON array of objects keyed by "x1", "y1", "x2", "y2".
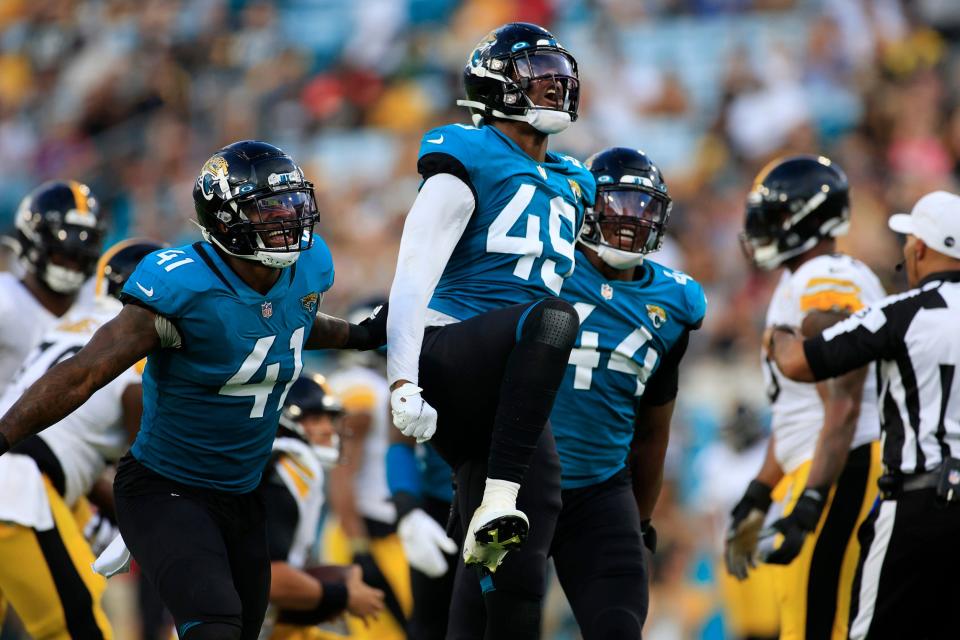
[
  {"x1": 93, "y1": 237, "x2": 146, "y2": 298},
  {"x1": 68, "y1": 180, "x2": 89, "y2": 214}
]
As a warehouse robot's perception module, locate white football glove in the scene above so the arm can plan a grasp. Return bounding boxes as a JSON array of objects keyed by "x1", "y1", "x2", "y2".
[
  {"x1": 92, "y1": 533, "x2": 132, "y2": 578},
  {"x1": 398, "y1": 508, "x2": 458, "y2": 578},
  {"x1": 390, "y1": 383, "x2": 437, "y2": 443}
]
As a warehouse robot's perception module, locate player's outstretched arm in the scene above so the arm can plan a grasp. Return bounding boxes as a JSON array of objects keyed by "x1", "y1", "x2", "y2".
[
  {"x1": 306, "y1": 305, "x2": 387, "y2": 351},
  {"x1": 0, "y1": 304, "x2": 159, "y2": 454}
]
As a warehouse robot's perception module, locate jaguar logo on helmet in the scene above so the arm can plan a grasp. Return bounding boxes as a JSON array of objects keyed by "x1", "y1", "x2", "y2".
[{"x1": 199, "y1": 155, "x2": 230, "y2": 202}]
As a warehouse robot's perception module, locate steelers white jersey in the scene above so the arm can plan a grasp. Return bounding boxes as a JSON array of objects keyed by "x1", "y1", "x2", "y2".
[
  {"x1": 258, "y1": 436, "x2": 327, "y2": 640},
  {"x1": 764, "y1": 254, "x2": 884, "y2": 473},
  {"x1": 328, "y1": 365, "x2": 396, "y2": 524},
  {"x1": 0, "y1": 272, "x2": 59, "y2": 397},
  {"x1": 0, "y1": 296, "x2": 141, "y2": 509}
]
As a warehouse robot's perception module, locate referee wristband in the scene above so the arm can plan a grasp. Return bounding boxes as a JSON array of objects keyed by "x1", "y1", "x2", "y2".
[{"x1": 0, "y1": 432, "x2": 9, "y2": 456}]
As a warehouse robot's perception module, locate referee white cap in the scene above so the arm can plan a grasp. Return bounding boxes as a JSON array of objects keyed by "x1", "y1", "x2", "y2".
[{"x1": 889, "y1": 190, "x2": 960, "y2": 259}]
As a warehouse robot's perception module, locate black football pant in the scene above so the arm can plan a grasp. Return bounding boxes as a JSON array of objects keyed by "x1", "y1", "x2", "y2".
[
  {"x1": 848, "y1": 488, "x2": 960, "y2": 639},
  {"x1": 552, "y1": 469, "x2": 648, "y2": 640},
  {"x1": 446, "y1": 430, "x2": 562, "y2": 640},
  {"x1": 419, "y1": 299, "x2": 575, "y2": 639},
  {"x1": 113, "y1": 454, "x2": 271, "y2": 640},
  {"x1": 408, "y1": 496, "x2": 458, "y2": 640}
]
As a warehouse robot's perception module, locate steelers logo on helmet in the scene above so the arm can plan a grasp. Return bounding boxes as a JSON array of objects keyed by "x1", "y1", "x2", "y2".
[
  {"x1": 192, "y1": 140, "x2": 319, "y2": 269},
  {"x1": 14, "y1": 180, "x2": 107, "y2": 294},
  {"x1": 740, "y1": 155, "x2": 850, "y2": 271},
  {"x1": 457, "y1": 22, "x2": 580, "y2": 134},
  {"x1": 580, "y1": 148, "x2": 672, "y2": 270}
]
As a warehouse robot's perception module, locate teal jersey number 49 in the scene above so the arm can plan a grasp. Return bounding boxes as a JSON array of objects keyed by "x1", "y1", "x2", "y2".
[{"x1": 418, "y1": 123, "x2": 597, "y2": 322}]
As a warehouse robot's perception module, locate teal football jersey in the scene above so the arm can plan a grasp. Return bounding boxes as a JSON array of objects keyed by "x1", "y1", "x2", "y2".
[
  {"x1": 420, "y1": 443, "x2": 453, "y2": 503},
  {"x1": 120, "y1": 241, "x2": 335, "y2": 493},
  {"x1": 551, "y1": 252, "x2": 706, "y2": 489},
  {"x1": 418, "y1": 123, "x2": 596, "y2": 321}
]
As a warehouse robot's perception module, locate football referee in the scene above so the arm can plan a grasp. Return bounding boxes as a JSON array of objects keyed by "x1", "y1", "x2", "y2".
[{"x1": 766, "y1": 190, "x2": 960, "y2": 640}]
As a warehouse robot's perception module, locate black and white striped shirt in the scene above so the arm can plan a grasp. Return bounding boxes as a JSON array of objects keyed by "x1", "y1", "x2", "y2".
[{"x1": 804, "y1": 271, "x2": 960, "y2": 475}]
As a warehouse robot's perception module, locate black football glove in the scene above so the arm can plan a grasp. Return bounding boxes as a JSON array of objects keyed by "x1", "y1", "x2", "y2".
[
  {"x1": 345, "y1": 303, "x2": 388, "y2": 351},
  {"x1": 640, "y1": 519, "x2": 657, "y2": 554},
  {"x1": 724, "y1": 480, "x2": 773, "y2": 580},
  {"x1": 759, "y1": 488, "x2": 825, "y2": 565}
]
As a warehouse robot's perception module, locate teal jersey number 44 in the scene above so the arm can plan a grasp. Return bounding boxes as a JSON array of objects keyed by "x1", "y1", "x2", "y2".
[
  {"x1": 418, "y1": 123, "x2": 597, "y2": 321},
  {"x1": 120, "y1": 241, "x2": 335, "y2": 493},
  {"x1": 551, "y1": 253, "x2": 707, "y2": 489}
]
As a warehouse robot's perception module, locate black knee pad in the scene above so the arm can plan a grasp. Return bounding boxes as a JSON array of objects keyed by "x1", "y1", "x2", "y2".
[
  {"x1": 520, "y1": 298, "x2": 579, "y2": 350},
  {"x1": 181, "y1": 621, "x2": 242, "y2": 640},
  {"x1": 589, "y1": 607, "x2": 642, "y2": 640}
]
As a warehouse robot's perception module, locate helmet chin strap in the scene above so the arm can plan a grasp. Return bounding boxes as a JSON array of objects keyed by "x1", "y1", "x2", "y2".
[{"x1": 579, "y1": 239, "x2": 645, "y2": 270}]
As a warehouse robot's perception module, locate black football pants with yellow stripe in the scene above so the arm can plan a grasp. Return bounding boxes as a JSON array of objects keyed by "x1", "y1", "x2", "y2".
[{"x1": 0, "y1": 474, "x2": 112, "y2": 639}]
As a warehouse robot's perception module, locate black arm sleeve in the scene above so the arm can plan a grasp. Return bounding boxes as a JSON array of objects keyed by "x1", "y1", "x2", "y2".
[
  {"x1": 417, "y1": 152, "x2": 477, "y2": 204},
  {"x1": 641, "y1": 329, "x2": 691, "y2": 406},
  {"x1": 803, "y1": 289, "x2": 936, "y2": 381},
  {"x1": 261, "y1": 470, "x2": 300, "y2": 562}
]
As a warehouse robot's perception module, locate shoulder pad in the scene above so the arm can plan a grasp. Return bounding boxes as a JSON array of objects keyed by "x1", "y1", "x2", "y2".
[
  {"x1": 793, "y1": 254, "x2": 873, "y2": 315},
  {"x1": 119, "y1": 245, "x2": 201, "y2": 318},
  {"x1": 653, "y1": 262, "x2": 707, "y2": 329},
  {"x1": 417, "y1": 123, "x2": 481, "y2": 168},
  {"x1": 303, "y1": 236, "x2": 335, "y2": 294}
]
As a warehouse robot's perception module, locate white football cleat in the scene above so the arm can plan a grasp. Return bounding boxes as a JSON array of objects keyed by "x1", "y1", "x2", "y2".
[{"x1": 462, "y1": 504, "x2": 529, "y2": 572}]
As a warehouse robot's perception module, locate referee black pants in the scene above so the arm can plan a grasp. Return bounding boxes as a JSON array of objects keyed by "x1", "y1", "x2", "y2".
[{"x1": 848, "y1": 488, "x2": 960, "y2": 639}]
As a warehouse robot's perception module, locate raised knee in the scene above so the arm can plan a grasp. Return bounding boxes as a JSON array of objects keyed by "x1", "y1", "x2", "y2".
[
  {"x1": 589, "y1": 606, "x2": 642, "y2": 640},
  {"x1": 180, "y1": 621, "x2": 242, "y2": 640},
  {"x1": 521, "y1": 298, "x2": 579, "y2": 350}
]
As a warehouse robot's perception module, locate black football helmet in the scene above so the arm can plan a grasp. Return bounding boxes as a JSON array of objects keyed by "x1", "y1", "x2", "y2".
[
  {"x1": 456, "y1": 22, "x2": 579, "y2": 133},
  {"x1": 15, "y1": 180, "x2": 106, "y2": 294},
  {"x1": 193, "y1": 140, "x2": 319, "y2": 269},
  {"x1": 741, "y1": 155, "x2": 850, "y2": 271},
  {"x1": 94, "y1": 238, "x2": 164, "y2": 300},
  {"x1": 280, "y1": 374, "x2": 344, "y2": 468},
  {"x1": 580, "y1": 148, "x2": 672, "y2": 269}
]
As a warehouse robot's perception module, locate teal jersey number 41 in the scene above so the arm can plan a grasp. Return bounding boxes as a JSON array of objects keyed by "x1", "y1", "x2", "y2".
[{"x1": 120, "y1": 241, "x2": 335, "y2": 493}]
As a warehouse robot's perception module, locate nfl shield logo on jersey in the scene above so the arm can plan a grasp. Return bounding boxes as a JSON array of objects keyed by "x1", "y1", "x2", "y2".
[
  {"x1": 261, "y1": 302, "x2": 273, "y2": 318},
  {"x1": 601, "y1": 283, "x2": 614, "y2": 300}
]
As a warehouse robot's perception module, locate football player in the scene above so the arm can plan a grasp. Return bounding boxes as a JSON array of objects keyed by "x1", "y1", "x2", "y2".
[
  {"x1": 324, "y1": 299, "x2": 413, "y2": 639},
  {"x1": 386, "y1": 431, "x2": 456, "y2": 640},
  {"x1": 0, "y1": 180, "x2": 105, "y2": 395},
  {"x1": 0, "y1": 141, "x2": 387, "y2": 640},
  {"x1": 386, "y1": 22, "x2": 595, "y2": 638},
  {"x1": 547, "y1": 148, "x2": 705, "y2": 638},
  {"x1": 258, "y1": 375, "x2": 384, "y2": 640},
  {"x1": 725, "y1": 156, "x2": 883, "y2": 640},
  {"x1": 0, "y1": 238, "x2": 157, "y2": 640}
]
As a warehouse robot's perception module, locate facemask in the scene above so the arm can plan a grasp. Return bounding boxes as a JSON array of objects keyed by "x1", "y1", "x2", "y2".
[
  {"x1": 579, "y1": 238, "x2": 645, "y2": 270},
  {"x1": 43, "y1": 264, "x2": 86, "y2": 293},
  {"x1": 526, "y1": 109, "x2": 572, "y2": 134}
]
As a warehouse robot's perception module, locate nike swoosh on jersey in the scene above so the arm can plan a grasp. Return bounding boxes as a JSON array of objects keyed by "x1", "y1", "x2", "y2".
[
  {"x1": 137, "y1": 282, "x2": 154, "y2": 297},
  {"x1": 426, "y1": 135, "x2": 444, "y2": 144}
]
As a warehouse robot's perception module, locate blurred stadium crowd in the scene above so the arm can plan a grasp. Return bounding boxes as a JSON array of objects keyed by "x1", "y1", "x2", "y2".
[{"x1": 2, "y1": 0, "x2": 960, "y2": 638}]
